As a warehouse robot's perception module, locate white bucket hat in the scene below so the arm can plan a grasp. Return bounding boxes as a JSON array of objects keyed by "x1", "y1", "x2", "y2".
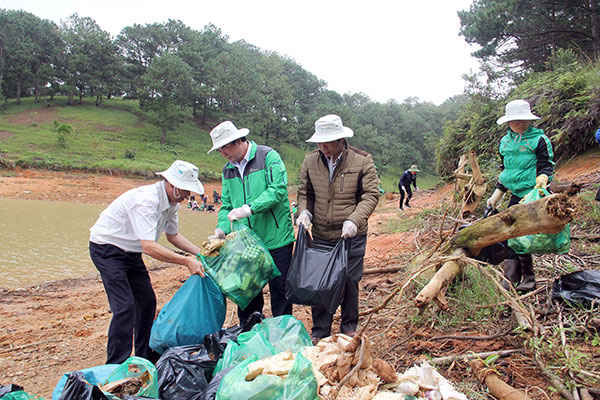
[
  {"x1": 207, "y1": 121, "x2": 249, "y2": 153},
  {"x1": 156, "y1": 160, "x2": 204, "y2": 194},
  {"x1": 306, "y1": 114, "x2": 354, "y2": 143},
  {"x1": 408, "y1": 164, "x2": 420, "y2": 172},
  {"x1": 496, "y1": 99, "x2": 540, "y2": 125}
]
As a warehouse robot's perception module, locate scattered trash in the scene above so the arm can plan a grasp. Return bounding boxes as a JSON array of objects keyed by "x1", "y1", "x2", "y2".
[
  {"x1": 150, "y1": 275, "x2": 226, "y2": 354},
  {"x1": 552, "y1": 270, "x2": 600, "y2": 305},
  {"x1": 53, "y1": 364, "x2": 119, "y2": 400},
  {"x1": 59, "y1": 372, "x2": 108, "y2": 400}
]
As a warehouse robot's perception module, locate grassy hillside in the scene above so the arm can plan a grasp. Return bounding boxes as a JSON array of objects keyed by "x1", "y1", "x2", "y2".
[{"x1": 0, "y1": 97, "x2": 441, "y2": 190}]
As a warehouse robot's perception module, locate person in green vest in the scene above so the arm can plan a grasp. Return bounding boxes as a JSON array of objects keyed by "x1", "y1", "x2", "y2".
[
  {"x1": 208, "y1": 121, "x2": 295, "y2": 323},
  {"x1": 486, "y1": 99, "x2": 554, "y2": 292}
]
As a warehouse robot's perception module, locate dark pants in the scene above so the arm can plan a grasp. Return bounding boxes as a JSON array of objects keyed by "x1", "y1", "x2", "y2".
[
  {"x1": 89, "y1": 242, "x2": 158, "y2": 364},
  {"x1": 398, "y1": 184, "x2": 413, "y2": 208},
  {"x1": 237, "y1": 242, "x2": 294, "y2": 323},
  {"x1": 310, "y1": 234, "x2": 367, "y2": 339}
]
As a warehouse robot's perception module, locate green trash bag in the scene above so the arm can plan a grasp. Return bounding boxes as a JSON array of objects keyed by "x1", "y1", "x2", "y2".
[
  {"x1": 508, "y1": 188, "x2": 571, "y2": 255},
  {"x1": 201, "y1": 225, "x2": 280, "y2": 310},
  {"x1": 1, "y1": 392, "x2": 44, "y2": 400},
  {"x1": 215, "y1": 353, "x2": 318, "y2": 400},
  {"x1": 100, "y1": 356, "x2": 159, "y2": 398},
  {"x1": 213, "y1": 316, "x2": 312, "y2": 375}
]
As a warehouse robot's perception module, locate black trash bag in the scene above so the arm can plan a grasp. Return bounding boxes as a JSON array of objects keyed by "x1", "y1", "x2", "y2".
[
  {"x1": 194, "y1": 366, "x2": 235, "y2": 400},
  {"x1": 59, "y1": 372, "x2": 108, "y2": 400},
  {"x1": 203, "y1": 312, "x2": 264, "y2": 360},
  {"x1": 156, "y1": 344, "x2": 218, "y2": 400},
  {"x1": 0, "y1": 385, "x2": 23, "y2": 397},
  {"x1": 552, "y1": 270, "x2": 600, "y2": 306},
  {"x1": 285, "y1": 225, "x2": 348, "y2": 314}
]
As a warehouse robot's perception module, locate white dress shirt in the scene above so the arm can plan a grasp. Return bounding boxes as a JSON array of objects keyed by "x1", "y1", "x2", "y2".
[
  {"x1": 89, "y1": 181, "x2": 179, "y2": 252},
  {"x1": 230, "y1": 144, "x2": 252, "y2": 178}
]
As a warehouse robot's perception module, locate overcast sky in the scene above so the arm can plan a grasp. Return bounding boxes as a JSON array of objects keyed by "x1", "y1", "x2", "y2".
[{"x1": 2, "y1": 0, "x2": 480, "y2": 105}]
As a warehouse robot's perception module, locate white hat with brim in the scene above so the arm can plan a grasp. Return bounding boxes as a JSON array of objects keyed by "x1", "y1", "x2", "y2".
[
  {"x1": 156, "y1": 160, "x2": 204, "y2": 195},
  {"x1": 497, "y1": 99, "x2": 540, "y2": 125},
  {"x1": 207, "y1": 121, "x2": 249, "y2": 153},
  {"x1": 306, "y1": 114, "x2": 354, "y2": 143},
  {"x1": 408, "y1": 165, "x2": 420, "y2": 172}
]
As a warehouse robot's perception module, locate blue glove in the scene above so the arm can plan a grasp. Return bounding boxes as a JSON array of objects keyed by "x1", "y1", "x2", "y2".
[{"x1": 595, "y1": 128, "x2": 600, "y2": 145}]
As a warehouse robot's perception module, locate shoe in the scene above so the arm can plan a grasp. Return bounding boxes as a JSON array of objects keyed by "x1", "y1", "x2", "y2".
[
  {"x1": 502, "y1": 259, "x2": 521, "y2": 290},
  {"x1": 516, "y1": 255, "x2": 536, "y2": 292},
  {"x1": 405, "y1": 203, "x2": 411, "y2": 208},
  {"x1": 311, "y1": 336, "x2": 321, "y2": 346}
]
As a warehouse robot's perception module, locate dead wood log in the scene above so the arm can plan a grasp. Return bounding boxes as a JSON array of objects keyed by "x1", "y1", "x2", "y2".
[
  {"x1": 363, "y1": 265, "x2": 403, "y2": 275},
  {"x1": 415, "y1": 193, "x2": 574, "y2": 310},
  {"x1": 415, "y1": 249, "x2": 466, "y2": 309},
  {"x1": 548, "y1": 180, "x2": 581, "y2": 196},
  {"x1": 471, "y1": 360, "x2": 531, "y2": 400},
  {"x1": 450, "y1": 192, "x2": 575, "y2": 256}
]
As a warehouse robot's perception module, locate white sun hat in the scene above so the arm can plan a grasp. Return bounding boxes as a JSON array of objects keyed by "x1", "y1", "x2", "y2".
[
  {"x1": 306, "y1": 114, "x2": 354, "y2": 143},
  {"x1": 496, "y1": 99, "x2": 540, "y2": 125},
  {"x1": 207, "y1": 121, "x2": 249, "y2": 153},
  {"x1": 408, "y1": 164, "x2": 420, "y2": 172},
  {"x1": 156, "y1": 160, "x2": 204, "y2": 194}
]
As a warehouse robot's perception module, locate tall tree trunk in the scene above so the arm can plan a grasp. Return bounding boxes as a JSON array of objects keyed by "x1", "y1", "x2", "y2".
[
  {"x1": 202, "y1": 101, "x2": 208, "y2": 125},
  {"x1": 160, "y1": 127, "x2": 167, "y2": 145},
  {"x1": 591, "y1": 0, "x2": 600, "y2": 56},
  {"x1": 16, "y1": 80, "x2": 21, "y2": 104}
]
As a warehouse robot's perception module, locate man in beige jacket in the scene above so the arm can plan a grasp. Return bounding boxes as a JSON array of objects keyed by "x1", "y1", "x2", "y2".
[{"x1": 296, "y1": 114, "x2": 380, "y2": 341}]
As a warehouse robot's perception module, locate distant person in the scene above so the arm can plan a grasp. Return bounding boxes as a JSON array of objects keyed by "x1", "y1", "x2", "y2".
[
  {"x1": 296, "y1": 114, "x2": 380, "y2": 342},
  {"x1": 208, "y1": 120, "x2": 295, "y2": 323},
  {"x1": 398, "y1": 165, "x2": 419, "y2": 210},
  {"x1": 191, "y1": 198, "x2": 201, "y2": 211},
  {"x1": 89, "y1": 160, "x2": 206, "y2": 364},
  {"x1": 486, "y1": 99, "x2": 554, "y2": 292},
  {"x1": 188, "y1": 195, "x2": 195, "y2": 209},
  {"x1": 202, "y1": 194, "x2": 208, "y2": 208},
  {"x1": 213, "y1": 190, "x2": 221, "y2": 204}
]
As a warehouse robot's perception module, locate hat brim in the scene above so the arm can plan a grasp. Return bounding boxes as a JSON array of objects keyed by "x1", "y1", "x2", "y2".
[
  {"x1": 306, "y1": 126, "x2": 354, "y2": 143},
  {"x1": 156, "y1": 171, "x2": 205, "y2": 195},
  {"x1": 207, "y1": 128, "x2": 249, "y2": 153},
  {"x1": 496, "y1": 114, "x2": 540, "y2": 125}
]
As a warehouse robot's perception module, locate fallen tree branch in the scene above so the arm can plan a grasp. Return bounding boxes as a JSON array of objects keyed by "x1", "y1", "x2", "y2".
[
  {"x1": 363, "y1": 265, "x2": 403, "y2": 275},
  {"x1": 430, "y1": 328, "x2": 512, "y2": 341},
  {"x1": 471, "y1": 359, "x2": 531, "y2": 400},
  {"x1": 414, "y1": 249, "x2": 466, "y2": 309},
  {"x1": 428, "y1": 349, "x2": 522, "y2": 365},
  {"x1": 533, "y1": 354, "x2": 575, "y2": 400}
]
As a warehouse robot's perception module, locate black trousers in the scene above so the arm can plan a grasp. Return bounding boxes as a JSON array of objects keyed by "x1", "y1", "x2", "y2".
[
  {"x1": 237, "y1": 242, "x2": 294, "y2": 323},
  {"x1": 310, "y1": 234, "x2": 367, "y2": 339},
  {"x1": 89, "y1": 242, "x2": 157, "y2": 364},
  {"x1": 398, "y1": 184, "x2": 413, "y2": 208}
]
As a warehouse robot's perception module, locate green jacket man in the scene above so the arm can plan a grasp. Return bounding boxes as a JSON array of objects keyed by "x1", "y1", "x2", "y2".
[{"x1": 208, "y1": 121, "x2": 295, "y2": 323}]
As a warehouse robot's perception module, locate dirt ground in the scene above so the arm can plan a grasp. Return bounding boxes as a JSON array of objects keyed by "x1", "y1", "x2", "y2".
[{"x1": 1, "y1": 154, "x2": 599, "y2": 398}]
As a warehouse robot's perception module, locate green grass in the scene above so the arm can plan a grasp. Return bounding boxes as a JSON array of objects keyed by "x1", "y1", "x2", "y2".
[{"x1": 0, "y1": 97, "x2": 441, "y2": 187}]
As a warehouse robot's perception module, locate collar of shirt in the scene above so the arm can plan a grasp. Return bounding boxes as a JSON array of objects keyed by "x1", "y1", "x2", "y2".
[
  {"x1": 158, "y1": 180, "x2": 172, "y2": 211},
  {"x1": 231, "y1": 143, "x2": 252, "y2": 178},
  {"x1": 326, "y1": 152, "x2": 344, "y2": 181}
]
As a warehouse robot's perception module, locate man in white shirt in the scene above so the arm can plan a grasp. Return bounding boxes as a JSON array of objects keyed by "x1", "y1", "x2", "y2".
[{"x1": 89, "y1": 160, "x2": 206, "y2": 364}]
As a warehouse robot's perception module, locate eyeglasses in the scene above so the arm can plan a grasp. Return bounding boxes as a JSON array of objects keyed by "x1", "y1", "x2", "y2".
[{"x1": 217, "y1": 140, "x2": 238, "y2": 153}]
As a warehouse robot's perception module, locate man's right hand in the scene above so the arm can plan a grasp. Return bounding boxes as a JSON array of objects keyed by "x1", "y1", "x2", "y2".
[
  {"x1": 486, "y1": 188, "x2": 505, "y2": 209},
  {"x1": 209, "y1": 228, "x2": 226, "y2": 240},
  {"x1": 186, "y1": 256, "x2": 206, "y2": 277},
  {"x1": 296, "y1": 210, "x2": 312, "y2": 229}
]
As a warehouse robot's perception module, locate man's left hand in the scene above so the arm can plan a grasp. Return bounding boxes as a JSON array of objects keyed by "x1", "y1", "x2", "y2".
[
  {"x1": 228, "y1": 204, "x2": 252, "y2": 222},
  {"x1": 341, "y1": 220, "x2": 358, "y2": 239}
]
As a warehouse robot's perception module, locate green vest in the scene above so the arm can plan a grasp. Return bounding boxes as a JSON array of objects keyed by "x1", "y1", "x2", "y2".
[
  {"x1": 498, "y1": 127, "x2": 554, "y2": 198},
  {"x1": 217, "y1": 141, "x2": 294, "y2": 250}
]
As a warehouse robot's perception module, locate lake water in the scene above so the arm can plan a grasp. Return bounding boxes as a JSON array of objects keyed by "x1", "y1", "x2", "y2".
[{"x1": 0, "y1": 199, "x2": 217, "y2": 289}]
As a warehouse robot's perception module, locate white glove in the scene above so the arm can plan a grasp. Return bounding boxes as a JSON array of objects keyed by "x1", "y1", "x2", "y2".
[
  {"x1": 487, "y1": 188, "x2": 505, "y2": 209},
  {"x1": 228, "y1": 204, "x2": 251, "y2": 222},
  {"x1": 296, "y1": 210, "x2": 312, "y2": 229},
  {"x1": 341, "y1": 220, "x2": 358, "y2": 239},
  {"x1": 210, "y1": 228, "x2": 226, "y2": 240}
]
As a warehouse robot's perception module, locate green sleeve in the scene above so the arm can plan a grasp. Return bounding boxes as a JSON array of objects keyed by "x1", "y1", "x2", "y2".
[{"x1": 247, "y1": 150, "x2": 288, "y2": 214}]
